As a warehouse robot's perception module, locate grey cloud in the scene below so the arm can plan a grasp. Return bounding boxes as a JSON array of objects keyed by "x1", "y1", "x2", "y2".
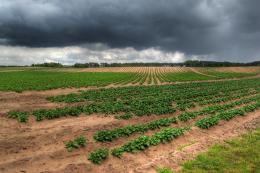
[
  {"x1": 0, "y1": 45, "x2": 186, "y2": 65},
  {"x1": 0, "y1": 0, "x2": 260, "y2": 63}
]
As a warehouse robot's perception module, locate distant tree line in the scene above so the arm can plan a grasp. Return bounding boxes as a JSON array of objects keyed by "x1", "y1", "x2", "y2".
[
  {"x1": 72, "y1": 61, "x2": 260, "y2": 68},
  {"x1": 73, "y1": 62, "x2": 182, "y2": 68},
  {"x1": 184, "y1": 60, "x2": 260, "y2": 67},
  {"x1": 31, "y1": 62, "x2": 63, "y2": 67},
  {"x1": 1, "y1": 60, "x2": 259, "y2": 68}
]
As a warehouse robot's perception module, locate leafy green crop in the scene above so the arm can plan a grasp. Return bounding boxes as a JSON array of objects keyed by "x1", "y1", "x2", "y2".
[
  {"x1": 111, "y1": 127, "x2": 186, "y2": 158},
  {"x1": 195, "y1": 116, "x2": 220, "y2": 129},
  {"x1": 0, "y1": 71, "x2": 136, "y2": 92},
  {"x1": 94, "y1": 117, "x2": 177, "y2": 142},
  {"x1": 196, "y1": 101, "x2": 260, "y2": 129},
  {"x1": 88, "y1": 148, "x2": 109, "y2": 164},
  {"x1": 8, "y1": 111, "x2": 28, "y2": 123},
  {"x1": 64, "y1": 136, "x2": 86, "y2": 152},
  {"x1": 115, "y1": 113, "x2": 133, "y2": 120}
]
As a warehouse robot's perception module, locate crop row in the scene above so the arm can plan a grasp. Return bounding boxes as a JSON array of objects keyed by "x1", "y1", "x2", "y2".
[
  {"x1": 64, "y1": 136, "x2": 87, "y2": 152},
  {"x1": 88, "y1": 127, "x2": 187, "y2": 164},
  {"x1": 111, "y1": 127, "x2": 187, "y2": 158},
  {"x1": 8, "y1": 111, "x2": 28, "y2": 123},
  {"x1": 48, "y1": 78, "x2": 260, "y2": 103},
  {"x1": 93, "y1": 117, "x2": 177, "y2": 142},
  {"x1": 177, "y1": 94, "x2": 260, "y2": 122},
  {"x1": 196, "y1": 102, "x2": 260, "y2": 129}
]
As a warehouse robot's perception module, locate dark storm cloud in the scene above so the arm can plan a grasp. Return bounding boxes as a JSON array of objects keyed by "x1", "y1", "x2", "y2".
[{"x1": 0, "y1": 0, "x2": 260, "y2": 62}]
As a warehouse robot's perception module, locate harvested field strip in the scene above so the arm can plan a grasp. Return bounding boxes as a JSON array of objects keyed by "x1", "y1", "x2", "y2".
[{"x1": 198, "y1": 68, "x2": 258, "y2": 79}]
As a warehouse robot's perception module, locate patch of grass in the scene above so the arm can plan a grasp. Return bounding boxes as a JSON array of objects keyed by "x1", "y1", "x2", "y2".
[
  {"x1": 180, "y1": 129, "x2": 260, "y2": 173},
  {"x1": 156, "y1": 167, "x2": 173, "y2": 173}
]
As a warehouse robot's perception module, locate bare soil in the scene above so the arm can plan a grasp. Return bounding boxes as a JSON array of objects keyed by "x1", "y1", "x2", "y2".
[{"x1": 0, "y1": 101, "x2": 259, "y2": 173}]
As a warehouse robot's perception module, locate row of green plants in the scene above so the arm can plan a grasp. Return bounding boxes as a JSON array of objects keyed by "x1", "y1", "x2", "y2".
[
  {"x1": 88, "y1": 148, "x2": 109, "y2": 164},
  {"x1": 93, "y1": 117, "x2": 177, "y2": 142},
  {"x1": 64, "y1": 135, "x2": 87, "y2": 152},
  {"x1": 196, "y1": 102, "x2": 260, "y2": 129},
  {"x1": 88, "y1": 127, "x2": 187, "y2": 164},
  {"x1": 196, "y1": 90, "x2": 257, "y2": 106},
  {"x1": 33, "y1": 106, "x2": 84, "y2": 121},
  {"x1": 31, "y1": 98, "x2": 177, "y2": 121},
  {"x1": 114, "y1": 113, "x2": 133, "y2": 120},
  {"x1": 111, "y1": 127, "x2": 187, "y2": 158},
  {"x1": 7, "y1": 111, "x2": 28, "y2": 122},
  {"x1": 177, "y1": 94, "x2": 260, "y2": 122}
]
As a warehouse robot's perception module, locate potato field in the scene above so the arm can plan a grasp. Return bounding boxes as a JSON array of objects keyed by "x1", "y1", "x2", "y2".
[{"x1": 0, "y1": 66, "x2": 260, "y2": 173}]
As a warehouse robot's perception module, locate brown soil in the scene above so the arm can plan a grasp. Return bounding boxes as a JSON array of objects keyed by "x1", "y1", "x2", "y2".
[
  {"x1": 213, "y1": 66, "x2": 260, "y2": 73},
  {"x1": 0, "y1": 88, "x2": 91, "y2": 114},
  {"x1": 0, "y1": 103, "x2": 259, "y2": 173}
]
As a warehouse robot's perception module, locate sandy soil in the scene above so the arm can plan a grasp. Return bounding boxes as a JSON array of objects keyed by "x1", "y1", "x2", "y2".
[
  {"x1": 0, "y1": 102, "x2": 259, "y2": 173},
  {"x1": 212, "y1": 66, "x2": 260, "y2": 73}
]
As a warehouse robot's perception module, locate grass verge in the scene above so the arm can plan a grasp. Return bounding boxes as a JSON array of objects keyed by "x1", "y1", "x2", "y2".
[{"x1": 179, "y1": 128, "x2": 260, "y2": 173}]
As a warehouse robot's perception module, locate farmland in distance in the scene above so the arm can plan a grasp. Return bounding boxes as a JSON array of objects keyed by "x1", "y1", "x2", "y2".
[{"x1": 0, "y1": 66, "x2": 259, "y2": 92}]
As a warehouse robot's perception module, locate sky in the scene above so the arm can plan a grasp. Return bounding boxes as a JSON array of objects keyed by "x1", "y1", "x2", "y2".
[{"x1": 0, "y1": 0, "x2": 260, "y2": 65}]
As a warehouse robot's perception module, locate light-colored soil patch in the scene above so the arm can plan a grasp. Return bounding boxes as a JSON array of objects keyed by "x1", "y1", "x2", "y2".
[{"x1": 213, "y1": 66, "x2": 260, "y2": 73}]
